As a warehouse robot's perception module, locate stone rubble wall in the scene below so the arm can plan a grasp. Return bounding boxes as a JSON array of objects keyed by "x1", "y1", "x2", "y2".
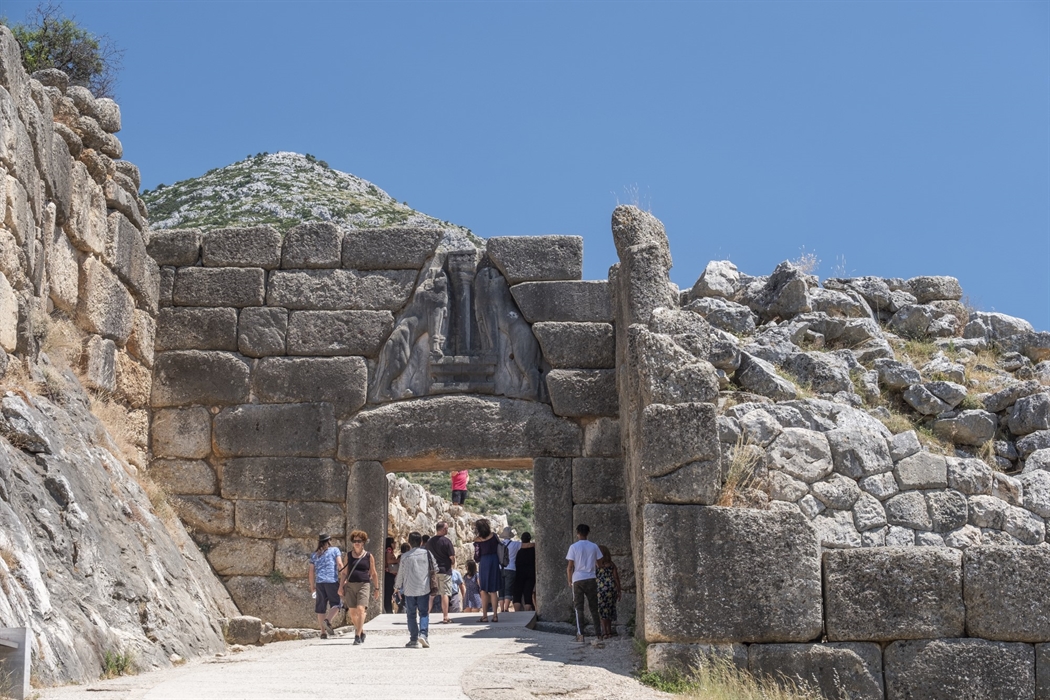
[
  {"x1": 146, "y1": 225, "x2": 634, "y2": 628},
  {"x1": 608, "y1": 204, "x2": 1050, "y2": 698},
  {"x1": 0, "y1": 26, "x2": 237, "y2": 687}
]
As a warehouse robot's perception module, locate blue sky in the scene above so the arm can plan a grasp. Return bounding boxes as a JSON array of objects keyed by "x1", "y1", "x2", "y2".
[{"x1": 4, "y1": 1, "x2": 1048, "y2": 329}]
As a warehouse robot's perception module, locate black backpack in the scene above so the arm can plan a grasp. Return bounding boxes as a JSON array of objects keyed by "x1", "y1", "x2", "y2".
[{"x1": 497, "y1": 539, "x2": 511, "y2": 568}]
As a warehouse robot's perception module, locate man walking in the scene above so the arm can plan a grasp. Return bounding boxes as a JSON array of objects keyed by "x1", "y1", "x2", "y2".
[
  {"x1": 427, "y1": 521, "x2": 457, "y2": 623},
  {"x1": 394, "y1": 531, "x2": 436, "y2": 648},
  {"x1": 565, "y1": 523, "x2": 602, "y2": 642}
]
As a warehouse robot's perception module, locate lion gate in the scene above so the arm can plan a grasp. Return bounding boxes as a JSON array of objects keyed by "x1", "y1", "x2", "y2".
[{"x1": 146, "y1": 225, "x2": 634, "y2": 629}]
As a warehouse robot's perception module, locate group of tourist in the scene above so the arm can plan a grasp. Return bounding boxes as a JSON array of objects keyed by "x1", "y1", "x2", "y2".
[{"x1": 308, "y1": 519, "x2": 621, "y2": 648}]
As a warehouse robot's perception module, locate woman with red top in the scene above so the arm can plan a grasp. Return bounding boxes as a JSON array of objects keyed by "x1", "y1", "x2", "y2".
[{"x1": 451, "y1": 470, "x2": 469, "y2": 505}]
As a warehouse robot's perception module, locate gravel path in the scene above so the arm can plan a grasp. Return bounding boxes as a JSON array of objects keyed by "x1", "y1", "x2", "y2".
[{"x1": 35, "y1": 613, "x2": 668, "y2": 700}]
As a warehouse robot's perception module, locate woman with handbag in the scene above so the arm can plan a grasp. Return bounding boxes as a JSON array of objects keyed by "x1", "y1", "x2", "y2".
[
  {"x1": 340, "y1": 529, "x2": 381, "y2": 645},
  {"x1": 472, "y1": 518, "x2": 500, "y2": 623}
]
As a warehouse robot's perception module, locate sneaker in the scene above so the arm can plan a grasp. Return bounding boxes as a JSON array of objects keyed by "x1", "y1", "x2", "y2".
[
  {"x1": 419, "y1": 635, "x2": 430, "y2": 648},
  {"x1": 405, "y1": 639, "x2": 420, "y2": 648},
  {"x1": 353, "y1": 635, "x2": 362, "y2": 645},
  {"x1": 324, "y1": 620, "x2": 335, "y2": 637}
]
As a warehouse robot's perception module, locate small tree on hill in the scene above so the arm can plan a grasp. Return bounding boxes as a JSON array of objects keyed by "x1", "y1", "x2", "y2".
[{"x1": 6, "y1": 2, "x2": 123, "y2": 98}]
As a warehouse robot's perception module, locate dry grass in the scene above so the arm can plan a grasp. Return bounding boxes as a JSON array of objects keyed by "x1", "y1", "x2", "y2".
[
  {"x1": 877, "y1": 409, "x2": 915, "y2": 435},
  {"x1": 39, "y1": 313, "x2": 82, "y2": 368},
  {"x1": 640, "y1": 657, "x2": 824, "y2": 699},
  {"x1": 790, "y1": 248, "x2": 820, "y2": 275},
  {"x1": 977, "y1": 439, "x2": 999, "y2": 471},
  {"x1": 89, "y1": 391, "x2": 142, "y2": 460},
  {"x1": 916, "y1": 424, "x2": 954, "y2": 456},
  {"x1": 718, "y1": 435, "x2": 765, "y2": 507},
  {"x1": 900, "y1": 339, "x2": 940, "y2": 366}
]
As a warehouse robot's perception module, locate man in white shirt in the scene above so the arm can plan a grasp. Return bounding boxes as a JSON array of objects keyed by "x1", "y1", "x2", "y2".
[
  {"x1": 565, "y1": 523, "x2": 602, "y2": 642},
  {"x1": 499, "y1": 526, "x2": 522, "y2": 613}
]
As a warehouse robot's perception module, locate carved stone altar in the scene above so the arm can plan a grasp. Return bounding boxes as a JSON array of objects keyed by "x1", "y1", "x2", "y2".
[{"x1": 369, "y1": 247, "x2": 546, "y2": 403}]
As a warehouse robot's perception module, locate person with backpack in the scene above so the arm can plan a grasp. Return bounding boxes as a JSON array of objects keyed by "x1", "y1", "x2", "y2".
[
  {"x1": 308, "y1": 533, "x2": 343, "y2": 639},
  {"x1": 340, "y1": 529, "x2": 380, "y2": 645},
  {"x1": 472, "y1": 518, "x2": 500, "y2": 622},
  {"x1": 394, "y1": 531, "x2": 438, "y2": 648},
  {"x1": 498, "y1": 526, "x2": 521, "y2": 613}
]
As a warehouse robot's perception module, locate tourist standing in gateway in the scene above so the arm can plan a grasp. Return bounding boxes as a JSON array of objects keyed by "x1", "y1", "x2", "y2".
[
  {"x1": 565, "y1": 523, "x2": 602, "y2": 642},
  {"x1": 451, "y1": 469, "x2": 469, "y2": 505},
  {"x1": 427, "y1": 521, "x2": 457, "y2": 624},
  {"x1": 308, "y1": 533, "x2": 343, "y2": 639},
  {"x1": 394, "y1": 531, "x2": 437, "y2": 648}
]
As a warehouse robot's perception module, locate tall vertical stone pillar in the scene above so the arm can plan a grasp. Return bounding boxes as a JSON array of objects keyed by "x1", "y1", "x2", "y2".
[
  {"x1": 534, "y1": 457, "x2": 574, "y2": 623},
  {"x1": 347, "y1": 460, "x2": 388, "y2": 620}
]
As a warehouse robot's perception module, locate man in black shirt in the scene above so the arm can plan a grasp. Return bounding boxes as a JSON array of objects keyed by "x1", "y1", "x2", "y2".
[{"x1": 426, "y1": 521, "x2": 457, "y2": 623}]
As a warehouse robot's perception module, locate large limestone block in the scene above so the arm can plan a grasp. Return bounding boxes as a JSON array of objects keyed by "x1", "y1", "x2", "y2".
[
  {"x1": 115, "y1": 351, "x2": 151, "y2": 407},
  {"x1": 338, "y1": 396, "x2": 582, "y2": 464},
  {"x1": 546, "y1": 369, "x2": 618, "y2": 418},
  {"x1": 646, "y1": 642, "x2": 748, "y2": 674},
  {"x1": 287, "y1": 309, "x2": 393, "y2": 357},
  {"x1": 171, "y1": 495, "x2": 234, "y2": 534},
  {"x1": 150, "y1": 351, "x2": 250, "y2": 407},
  {"x1": 46, "y1": 225, "x2": 79, "y2": 313},
  {"x1": 149, "y1": 459, "x2": 216, "y2": 496},
  {"x1": 534, "y1": 457, "x2": 574, "y2": 623},
  {"x1": 934, "y1": 410, "x2": 998, "y2": 446},
  {"x1": 965, "y1": 546, "x2": 1050, "y2": 642},
  {"x1": 105, "y1": 212, "x2": 159, "y2": 312},
  {"x1": 341, "y1": 227, "x2": 442, "y2": 270},
  {"x1": 213, "y1": 403, "x2": 337, "y2": 458},
  {"x1": 251, "y1": 356, "x2": 367, "y2": 418},
  {"x1": 76, "y1": 256, "x2": 134, "y2": 342},
  {"x1": 0, "y1": 272, "x2": 16, "y2": 351},
  {"x1": 201, "y1": 226, "x2": 281, "y2": 268},
  {"x1": 146, "y1": 228, "x2": 201, "y2": 267},
  {"x1": 286, "y1": 501, "x2": 344, "y2": 539},
  {"x1": 155, "y1": 307, "x2": 238, "y2": 352},
  {"x1": 614, "y1": 243, "x2": 677, "y2": 327},
  {"x1": 82, "y1": 334, "x2": 116, "y2": 392},
  {"x1": 266, "y1": 268, "x2": 415, "y2": 310},
  {"x1": 202, "y1": 535, "x2": 275, "y2": 576},
  {"x1": 573, "y1": 504, "x2": 630, "y2": 555},
  {"x1": 103, "y1": 181, "x2": 143, "y2": 230},
  {"x1": 572, "y1": 458, "x2": 625, "y2": 504},
  {"x1": 225, "y1": 576, "x2": 315, "y2": 629},
  {"x1": 281, "y1": 221, "x2": 342, "y2": 269},
  {"x1": 510, "y1": 280, "x2": 612, "y2": 323},
  {"x1": 627, "y1": 325, "x2": 720, "y2": 406},
  {"x1": 823, "y1": 548, "x2": 964, "y2": 641},
  {"x1": 346, "y1": 460, "x2": 387, "y2": 621},
  {"x1": 905, "y1": 275, "x2": 963, "y2": 303},
  {"x1": 636, "y1": 403, "x2": 720, "y2": 479},
  {"x1": 221, "y1": 457, "x2": 348, "y2": 502},
  {"x1": 532, "y1": 322, "x2": 615, "y2": 369},
  {"x1": 734, "y1": 352, "x2": 799, "y2": 401},
  {"x1": 126, "y1": 309, "x2": 155, "y2": 368},
  {"x1": 238, "y1": 306, "x2": 288, "y2": 357},
  {"x1": 748, "y1": 643, "x2": 884, "y2": 700},
  {"x1": 235, "y1": 501, "x2": 287, "y2": 539},
  {"x1": 826, "y1": 428, "x2": 892, "y2": 479},
  {"x1": 151, "y1": 407, "x2": 212, "y2": 460},
  {"x1": 894, "y1": 451, "x2": 948, "y2": 490},
  {"x1": 62, "y1": 161, "x2": 106, "y2": 254},
  {"x1": 643, "y1": 505, "x2": 823, "y2": 643},
  {"x1": 583, "y1": 417, "x2": 621, "y2": 457},
  {"x1": 1038, "y1": 644, "x2": 1050, "y2": 700},
  {"x1": 273, "y1": 538, "x2": 314, "y2": 580},
  {"x1": 884, "y1": 639, "x2": 1034, "y2": 700},
  {"x1": 766, "y1": 428, "x2": 833, "y2": 484},
  {"x1": 487, "y1": 235, "x2": 583, "y2": 284},
  {"x1": 172, "y1": 267, "x2": 266, "y2": 308}
]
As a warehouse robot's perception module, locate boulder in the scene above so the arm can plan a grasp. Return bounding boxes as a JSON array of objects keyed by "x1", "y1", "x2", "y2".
[
  {"x1": 170, "y1": 495, "x2": 234, "y2": 534},
  {"x1": 76, "y1": 256, "x2": 134, "y2": 342},
  {"x1": 738, "y1": 409, "x2": 781, "y2": 448},
  {"x1": 643, "y1": 505, "x2": 823, "y2": 643},
  {"x1": 155, "y1": 307, "x2": 238, "y2": 352},
  {"x1": 533, "y1": 457, "x2": 575, "y2": 623},
  {"x1": 545, "y1": 369, "x2": 618, "y2": 418},
  {"x1": 889, "y1": 430, "x2": 922, "y2": 462},
  {"x1": 984, "y1": 380, "x2": 1043, "y2": 413},
  {"x1": 808, "y1": 288, "x2": 872, "y2": 319},
  {"x1": 172, "y1": 267, "x2": 266, "y2": 308},
  {"x1": 947, "y1": 458, "x2": 993, "y2": 495},
  {"x1": 734, "y1": 352, "x2": 798, "y2": 401},
  {"x1": 225, "y1": 576, "x2": 315, "y2": 630},
  {"x1": 1025, "y1": 448, "x2": 1050, "y2": 473},
  {"x1": 766, "y1": 428, "x2": 833, "y2": 484},
  {"x1": 964, "y1": 546, "x2": 1050, "y2": 642},
  {"x1": 532, "y1": 322, "x2": 614, "y2": 369},
  {"x1": 812, "y1": 473, "x2": 861, "y2": 510},
  {"x1": 905, "y1": 276, "x2": 963, "y2": 303},
  {"x1": 683, "y1": 296, "x2": 756, "y2": 334},
  {"x1": 201, "y1": 226, "x2": 281, "y2": 269},
  {"x1": 827, "y1": 428, "x2": 892, "y2": 479},
  {"x1": 783, "y1": 352, "x2": 854, "y2": 394},
  {"x1": 146, "y1": 228, "x2": 201, "y2": 267},
  {"x1": 884, "y1": 639, "x2": 1034, "y2": 700},
  {"x1": 286, "y1": 502, "x2": 344, "y2": 539},
  {"x1": 646, "y1": 643, "x2": 748, "y2": 674},
  {"x1": 126, "y1": 309, "x2": 156, "y2": 367},
  {"x1": 251, "y1": 357, "x2": 367, "y2": 418},
  {"x1": 1019, "y1": 431, "x2": 1050, "y2": 459},
  {"x1": 510, "y1": 280, "x2": 612, "y2": 323},
  {"x1": 813, "y1": 509, "x2": 863, "y2": 549},
  {"x1": 213, "y1": 403, "x2": 337, "y2": 458},
  {"x1": 1020, "y1": 470, "x2": 1050, "y2": 518},
  {"x1": 573, "y1": 504, "x2": 630, "y2": 555},
  {"x1": 1009, "y1": 392, "x2": 1050, "y2": 436},
  {"x1": 823, "y1": 548, "x2": 964, "y2": 641},
  {"x1": 235, "y1": 501, "x2": 287, "y2": 539},
  {"x1": 487, "y1": 235, "x2": 583, "y2": 284},
  {"x1": 902, "y1": 384, "x2": 950, "y2": 415},
  {"x1": 748, "y1": 643, "x2": 884, "y2": 700},
  {"x1": 894, "y1": 452, "x2": 948, "y2": 490},
  {"x1": 888, "y1": 305, "x2": 935, "y2": 338},
  {"x1": 853, "y1": 492, "x2": 888, "y2": 531},
  {"x1": 202, "y1": 535, "x2": 275, "y2": 576},
  {"x1": 934, "y1": 410, "x2": 997, "y2": 446},
  {"x1": 237, "y1": 306, "x2": 288, "y2": 357},
  {"x1": 286, "y1": 310, "x2": 393, "y2": 357},
  {"x1": 82, "y1": 334, "x2": 116, "y2": 393},
  {"x1": 280, "y1": 222, "x2": 342, "y2": 269},
  {"x1": 925, "y1": 489, "x2": 968, "y2": 533},
  {"x1": 341, "y1": 228, "x2": 442, "y2": 270},
  {"x1": 338, "y1": 395, "x2": 582, "y2": 464},
  {"x1": 885, "y1": 492, "x2": 934, "y2": 530},
  {"x1": 150, "y1": 351, "x2": 250, "y2": 407},
  {"x1": 105, "y1": 212, "x2": 159, "y2": 312},
  {"x1": 860, "y1": 472, "x2": 900, "y2": 501},
  {"x1": 225, "y1": 616, "x2": 263, "y2": 646},
  {"x1": 966, "y1": 311, "x2": 1034, "y2": 340},
  {"x1": 689, "y1": 260, "x2": 742, "y2": 300},
  {"x1": 745, "y1": 262, "x2": 812, "y2": 321}
]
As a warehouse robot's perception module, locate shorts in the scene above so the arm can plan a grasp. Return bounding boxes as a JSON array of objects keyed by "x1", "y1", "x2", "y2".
[
  {"x1": 452, "y1": 490, "x2": 467, "y2": 504},
  {"x1": 500, "y1": 569, "x2": 516, "y2": 600},
  {"x1": 344, "y1": 581, "x2": 372, "y2": 608},
  {"x1": 437, "y1": 573, "x2": 456, "y2": 597},
  {"x1": 315, "y1": 582, "x2": 341, "y2": 613},
  {"x1": 513, "y1": 576, "x2": 535, "y2": 606}
]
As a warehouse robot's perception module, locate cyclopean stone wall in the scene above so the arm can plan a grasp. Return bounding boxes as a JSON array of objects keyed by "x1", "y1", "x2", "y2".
[
  {"x1": 145, "y1": 225, "x2": 633, "y2": 628},
  {"x1": 607, "y1": 203, "x2": 1050, "y2": 699}
]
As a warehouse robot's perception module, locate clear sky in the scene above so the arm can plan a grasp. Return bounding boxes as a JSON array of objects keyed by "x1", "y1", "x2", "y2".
[{"x1": 4, "y1": 1, "x2": 1048, "y2": 329}]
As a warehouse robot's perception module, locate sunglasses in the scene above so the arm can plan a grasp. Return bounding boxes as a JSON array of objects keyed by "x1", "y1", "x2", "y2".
[{"x1": 352, "y1": 540, "x2": 365, "y2": 544}]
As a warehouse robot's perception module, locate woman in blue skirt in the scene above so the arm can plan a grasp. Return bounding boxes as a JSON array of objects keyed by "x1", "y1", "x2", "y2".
[{"x1": 472, "y1": 518, "x2": 501, "y2": 622}]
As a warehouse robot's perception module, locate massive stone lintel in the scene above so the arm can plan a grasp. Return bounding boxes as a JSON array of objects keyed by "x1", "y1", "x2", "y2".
[
  {"x1": 642, "y1": 505, "x2": 823, "y2": 643},
  {"x1": 338, "y1": 395, "x2": 581, "y2": 463}
]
